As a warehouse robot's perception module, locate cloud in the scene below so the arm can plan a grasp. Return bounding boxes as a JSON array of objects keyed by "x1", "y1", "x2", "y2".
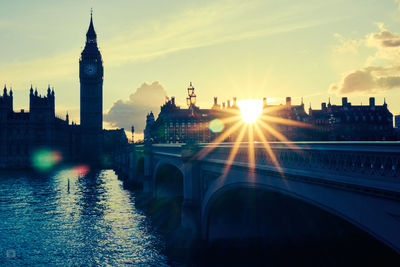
[
  {"x1": 331, "y1": 24, "x2": 400, "y2": 95},
  {"x1": 104, "y1": 81, "x2": 167, "y2": 132},
  {"x1": 366, "y1": 23, "x2": 400, "y2": 49},
  {"x1": 330, "y1": 66, "x2": 400, "y2": 94}
]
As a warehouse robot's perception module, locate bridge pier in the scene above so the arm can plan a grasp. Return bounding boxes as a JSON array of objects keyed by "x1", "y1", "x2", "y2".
[
  {"x1": 142, "y1": 153, "x2": 153, "y2": 194},
  {"x1": 127, "y1": 149, "x2": 134, "y2": 181},
  {"x1": 181, "y1": 200, "x2": 201, "y2": 237},
  {"x1": 181, "y1": 158, "x2": 201, "y2": 237}
]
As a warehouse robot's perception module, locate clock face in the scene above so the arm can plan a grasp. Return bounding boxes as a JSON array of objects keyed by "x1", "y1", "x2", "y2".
[{"x1": 84, "y1": 64, "x2": 97, "y2": 75}]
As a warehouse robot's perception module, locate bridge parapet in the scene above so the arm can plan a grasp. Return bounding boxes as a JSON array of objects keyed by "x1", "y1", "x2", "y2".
[
  {"x1": 151, "y1": 144, "x2": 184, "y2": 158},
  {"x1": 192, "y1": 142, "x2": 400, "y2": 205},
  {"x1": 124, "y1": 142, "x2": 400, "y2": 192},
  {"x1": 199, "y1": 142, "x2": 400, "y2": 185}
]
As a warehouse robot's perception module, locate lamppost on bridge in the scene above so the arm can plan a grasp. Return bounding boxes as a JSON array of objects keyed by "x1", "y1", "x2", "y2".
[
  {"x1": 186, "y1": 82, "x2": 199, "y2": 144},
  {"x1": 131, "y1": 125, "x2": 134, "y2": 144},
  {"x1": 187, "y1": 82, "x2": 197, "y2": 108}
]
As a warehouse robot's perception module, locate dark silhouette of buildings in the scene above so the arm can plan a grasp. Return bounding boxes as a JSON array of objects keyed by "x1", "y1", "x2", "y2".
[
  {"x1": 309, "y1": 97, "x2": 394, "y2": 140},
  {"x1": 0, "y1": 85, "x2": 81, "y2": 168},
  {"x1": 145, "y1": 83, "x2": 395, "y2": 143},
  {"x1": 80, "y1": 11, "x2": 104, "y2": 162},
  {"x1": 0, "y1": 13, "x2": 126, "y2": 169},
  {"x1": 147, "y1": 83, "x2": 229, "y2": 143},
  {"x1": 395, "y1": 115, "x2": 400, "y2": 128},
  {"x1": 261, "y1": 96, "x2": 311, "y2": 141}
]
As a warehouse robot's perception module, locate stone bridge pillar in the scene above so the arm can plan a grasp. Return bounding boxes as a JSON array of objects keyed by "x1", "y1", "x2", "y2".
[
  {"x1": 127, "y1": 145, "x2": 135, "y2": 181},
  {"x1": 181, "y1": 144, "x2": 201, "y2": 237},
  {"x1": 143, "y1": 143, "x2": 153, "y2": 194}
]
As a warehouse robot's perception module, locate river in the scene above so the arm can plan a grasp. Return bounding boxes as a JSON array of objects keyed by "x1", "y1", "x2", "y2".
[
  {"x1": 0, "y1": 169, "x2": 169, "y2": 266},
  {"x1": 1, "y1": 169, "x2": 399, "y2": 266}
]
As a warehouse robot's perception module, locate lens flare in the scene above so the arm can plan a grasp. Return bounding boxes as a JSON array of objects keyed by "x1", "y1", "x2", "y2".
[
  {"x1": 74, "y1": 165, "x2": 90, "y2": 177},
  {"x1": 31, "y1": 149, "x2": 62, "y2": 171},
  {"x1": 56, "y1": 165, "x2": 90, "y2": 179},
  {"x1": 209, "y1": 119, "x2": 224, "y2": 133},
  {"x1": 238, "y1": 99, "x2": 263, "y2": 124},
  {"x1": 193, "y1": 96, "x2": 313, "y2": 187}
]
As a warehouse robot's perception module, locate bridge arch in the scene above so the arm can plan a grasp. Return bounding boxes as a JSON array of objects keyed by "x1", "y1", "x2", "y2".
[
  {"x1": 202, "y1": 178, "x2": 399, "y2": 254},
  {"x1": 150, "y1": 159, "x2": 185, "y2": 232},
  {"x1": 153, "y1": 159, "x2": 184, "y2": 199}
]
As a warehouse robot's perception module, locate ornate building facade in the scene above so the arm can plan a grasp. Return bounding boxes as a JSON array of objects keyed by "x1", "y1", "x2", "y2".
[
  {"x1": 145, "y1": 83, "x2": 395, "y2": 143},
  {"x1": 147, "y1": 84, "x2": 226, "y2": 143}
]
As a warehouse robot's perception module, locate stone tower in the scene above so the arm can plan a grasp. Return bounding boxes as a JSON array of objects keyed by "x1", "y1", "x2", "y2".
[{"x1": 79, "y1": 11, "x2": 104, "y2": 162}]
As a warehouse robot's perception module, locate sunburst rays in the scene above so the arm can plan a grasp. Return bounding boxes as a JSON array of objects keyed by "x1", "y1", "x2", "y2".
[
  {"x1": 194, "y1": 99, "x2": 312, "y2": 183},
  {"x1": 220, "y1": 125, "x2": 247, "y2": 180}
]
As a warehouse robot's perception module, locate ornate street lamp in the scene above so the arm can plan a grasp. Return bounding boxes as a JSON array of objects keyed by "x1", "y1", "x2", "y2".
[
  {"x1": 187, "y1": 82, "x2": 194, "y2": 96},
  {"x1": 190, "y1": 94, "x2": 196, "y2": 106},
  {"x1": 131, "y1": 125, "x2": 135, "y2": 144}
]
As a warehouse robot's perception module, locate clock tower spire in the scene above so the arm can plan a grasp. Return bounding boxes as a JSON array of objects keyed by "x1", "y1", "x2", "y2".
[
  {"x1": 79, "y1": 11, "x2": 104, "y2": 162},
  {"x1": 86, "y1": 9, "x2": 96, "y2": 43}
]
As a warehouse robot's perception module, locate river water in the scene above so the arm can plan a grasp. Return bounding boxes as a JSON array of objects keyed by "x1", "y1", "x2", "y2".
[
  {"x1": 1, "y1": 169, "x2": 400, "y2": 266},
  {"x1": 0, "y1": 169, "x2": 169, "y2": 266}
]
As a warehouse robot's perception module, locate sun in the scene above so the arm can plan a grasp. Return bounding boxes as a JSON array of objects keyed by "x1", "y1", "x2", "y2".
[{"x1": 238, "y1": 99, "x2": 263, "y2": 124}]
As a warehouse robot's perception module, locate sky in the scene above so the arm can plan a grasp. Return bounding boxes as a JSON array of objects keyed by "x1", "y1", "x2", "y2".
[{"x1": 1, "y1": 0, "x2": 400, "y2": 137}]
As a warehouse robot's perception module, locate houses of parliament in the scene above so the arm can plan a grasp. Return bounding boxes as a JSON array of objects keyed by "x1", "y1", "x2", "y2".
[{"x1": 0, "y1": 13, "x2": 126, "y2": 169}]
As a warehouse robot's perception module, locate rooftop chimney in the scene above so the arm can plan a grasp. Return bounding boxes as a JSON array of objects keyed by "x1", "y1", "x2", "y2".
[
  {"x1": 286, "y1": 97, "x2": 291, "y2": 106},
  {"x1": 369, "y1": 97, "x2": 375, "y2": 107},
  {"x1": 342, "y1": 97, "x2": 348, "y2": 106},
  {"x1": 263, "y1": 97, "x2": 267, "y2": 107},
  {"x1": 214, "y1": 97, "x2": 218, "y2": 105},
  {"x1": 322, "y1": 102, "x2": 327, "y2": 110},
  {"x1": 171, "y1": 97, "x2": 175, "y2": 105}
]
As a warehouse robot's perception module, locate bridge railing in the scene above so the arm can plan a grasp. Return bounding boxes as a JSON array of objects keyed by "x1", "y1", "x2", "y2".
[
  {"x1": 151, "y1": 144, "x2": 184, "y2": 158},
  {"x1": 129, "y1": 142, "x2": 400, "y2": 187},
  {"x1": 197, "y1": 142, "x2": 400, "y2": 184}
]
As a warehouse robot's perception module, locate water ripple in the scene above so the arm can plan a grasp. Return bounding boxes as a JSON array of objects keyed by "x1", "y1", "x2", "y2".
[{"x1": 0, "y1": 169, "x2": 169, "y2": 266}]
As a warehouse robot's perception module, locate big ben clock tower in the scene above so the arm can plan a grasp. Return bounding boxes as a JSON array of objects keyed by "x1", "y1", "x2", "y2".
[{"x1": 79, "y1": 11, "x2": 103, "y2": 162}]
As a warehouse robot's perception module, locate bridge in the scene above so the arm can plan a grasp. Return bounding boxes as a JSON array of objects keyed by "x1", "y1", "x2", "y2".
[{"x1": 114, "y1": 142, "x2": 400, "y2": 253}]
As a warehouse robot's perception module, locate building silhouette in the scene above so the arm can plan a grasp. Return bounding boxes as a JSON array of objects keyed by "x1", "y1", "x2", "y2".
[
  {"x1": 0, "y1": 86, "x2": 81, "y2": 168},
  {"x1": 310, "y1": 97, "x2": 393, "y2": 140},
  {"x1": 145, "y1": 83, "x2": 395, "y2": 143},
  {"x1": 0, "y1": 13, "x2": 126, "y2": 169},
  {"x1": 80, "y1": 11, "x2": 104, "y2": 162},
  {"x1": 261, "y1": 96, "x2": 310, "y2": 141},
  {"x1": 395, "y1": 115, "x2": 400, "y2": 128},
  {"x1": 148, "y1": 83, "x2": 229, "y2": 143}
]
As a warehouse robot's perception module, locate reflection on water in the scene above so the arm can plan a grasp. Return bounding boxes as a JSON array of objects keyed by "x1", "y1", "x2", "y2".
[
  {"x1": 0, "y1": 170, "x2": 168, "y2": 266},
  {"x1": 2, "y1": 169, "x2": 399, "y2": 266}
]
